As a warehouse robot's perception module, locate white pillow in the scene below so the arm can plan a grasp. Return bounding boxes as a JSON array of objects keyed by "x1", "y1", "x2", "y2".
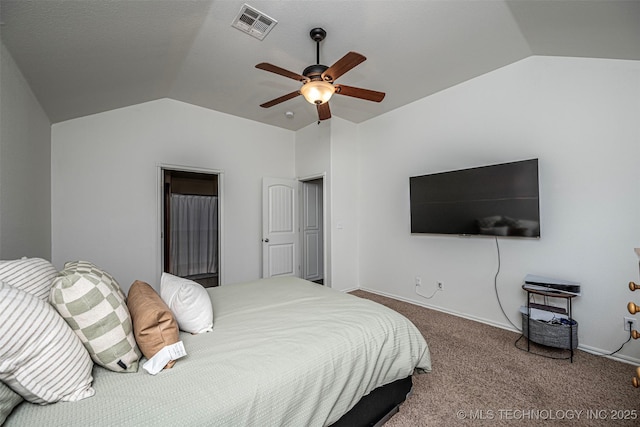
[
  {"x1": 0, "y1": 282, "x2": 95, "y2": 404},
  {"x1": 0, "y1": 257, "x2": 58, "y2": 300},
  {"x1": 160, "y1": 273, "x2": 213, "y2": 334}
]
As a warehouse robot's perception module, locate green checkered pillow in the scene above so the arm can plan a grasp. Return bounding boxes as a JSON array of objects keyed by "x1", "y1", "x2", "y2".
[
  {"x1": 49, "y1": 261, "x2": 141, "y2": 373},
  {"x1": 62, "y1": 260, "x2": 127, "y2": 302}
]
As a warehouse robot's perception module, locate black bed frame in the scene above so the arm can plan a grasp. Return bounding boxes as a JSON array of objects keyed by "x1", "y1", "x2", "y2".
[{"x1": 330, "y1": 376, "x2": 412, "y2": 427}]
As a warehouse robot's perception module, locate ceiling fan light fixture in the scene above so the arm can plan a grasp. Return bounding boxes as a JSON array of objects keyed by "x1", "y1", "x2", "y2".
[
  {"x1": 255, "y1": 28, "x2": 384, "y2": 121},
  {"x1": 300, "y1": 80, "x2": 335, "y2": 105}
]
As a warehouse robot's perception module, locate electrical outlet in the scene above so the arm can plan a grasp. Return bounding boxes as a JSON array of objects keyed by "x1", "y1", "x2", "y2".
[
  {"x1": 415, "y1": 276, "x2": 422, "y2": 286},
  {"x1": 624, "y1": 317, "x2": 637, "y2": 331},
  {"x1": 437, "y1": 281, "x2": 444, "y2": 291}
]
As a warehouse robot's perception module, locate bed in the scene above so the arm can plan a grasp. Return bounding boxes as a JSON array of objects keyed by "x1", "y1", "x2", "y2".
[{"x1": 4, "y1": 276, "x2": 431, "y2": 426}]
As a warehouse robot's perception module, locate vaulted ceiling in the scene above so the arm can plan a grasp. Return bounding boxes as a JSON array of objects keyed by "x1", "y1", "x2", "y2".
[{"x1": 2, "y1": 0, "x2": 639, "y2": 131}]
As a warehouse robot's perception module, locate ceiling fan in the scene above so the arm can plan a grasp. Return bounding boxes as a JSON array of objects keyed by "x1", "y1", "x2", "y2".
[{"x1": 255, "y1": 28, "x2": 385, "y2": 121}]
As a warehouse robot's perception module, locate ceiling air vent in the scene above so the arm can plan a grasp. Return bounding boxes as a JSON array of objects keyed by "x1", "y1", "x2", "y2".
[{"x1": 231, "y1": 4, "x2": 277, "y2": 40}]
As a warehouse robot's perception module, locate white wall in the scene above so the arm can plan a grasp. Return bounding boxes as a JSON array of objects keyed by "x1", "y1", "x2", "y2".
[
  {"x1": 295, "y1": 121, "x2": 331, "y2": 178},
  {"x1": 293, "y1": 118, "x2": 361, "y2": 292},
  {"x1": 295, "y1": 121, "x2": 332, "y2": 286},
  {"x1": 0, "y1": 43, "x2": 52, "y2": 259},
  {"x1": 329, "y1": 118, "x2": 360, "y2": 292},
  {"x1": 51, "y1": 99, "x2": 295, "y2": 293},
  {"x1": 355, "y1": 56, "x2": 640, "y2": 361}
]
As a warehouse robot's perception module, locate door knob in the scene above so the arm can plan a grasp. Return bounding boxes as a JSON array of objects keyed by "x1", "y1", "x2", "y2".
[{"x1": 263, "y1": 238, "x2": 269, "y2": 243}]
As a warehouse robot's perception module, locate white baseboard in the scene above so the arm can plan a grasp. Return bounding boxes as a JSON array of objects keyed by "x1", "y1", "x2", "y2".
[
  {"x1": 358, "y1": 286, "x2": 640, "y2": 366},
  {"x1": 578, "y1": 344, "x2": 640, "y2": 366}
]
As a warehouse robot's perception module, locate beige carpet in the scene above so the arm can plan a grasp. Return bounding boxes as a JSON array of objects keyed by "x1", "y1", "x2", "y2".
[{"x1": 351, "y1": 290, "x2": 640, "y2": 426}]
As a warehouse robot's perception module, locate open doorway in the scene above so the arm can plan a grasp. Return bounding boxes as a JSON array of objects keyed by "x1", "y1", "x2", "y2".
[
  {"x1": 300, "y1": 178, "x2": 324, "y2": 285},
  {"x1": 163, "y1": 169, "x2": 220, "y2": 287}
]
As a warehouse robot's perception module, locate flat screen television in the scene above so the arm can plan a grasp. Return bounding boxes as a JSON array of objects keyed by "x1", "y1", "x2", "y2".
[{"x1": 410, "y1": 159, "x2": 540, "y2": 238}]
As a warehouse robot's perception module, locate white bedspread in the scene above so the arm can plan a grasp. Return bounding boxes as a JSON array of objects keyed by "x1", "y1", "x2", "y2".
[{"x1": 6, "y1": 277, "x2": 431, "y2": 426}]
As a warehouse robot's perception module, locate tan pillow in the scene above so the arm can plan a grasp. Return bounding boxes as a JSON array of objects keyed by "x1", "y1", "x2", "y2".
[{"x1": 127, "y1": 280, "x2": 180, "y2": 369}]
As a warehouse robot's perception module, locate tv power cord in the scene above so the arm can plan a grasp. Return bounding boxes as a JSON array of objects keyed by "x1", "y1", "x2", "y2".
[
  {"x1": 493, "y1": 236, "x2": 521, "y2": 331},
  {"x1": 601, "y1": 320, "x2": 634, "y2": 357},
  {"x1": 415, "y1": 283, "x2": 442, "y2": 299}
]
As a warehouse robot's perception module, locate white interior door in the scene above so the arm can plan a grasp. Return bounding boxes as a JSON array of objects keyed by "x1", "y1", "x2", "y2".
[
  {"x1": 302, "y1": 180, "x2": 323, "y2": 282},
  {"x1": 262, "y1": 178, "x2": 299, "y2": 278}
]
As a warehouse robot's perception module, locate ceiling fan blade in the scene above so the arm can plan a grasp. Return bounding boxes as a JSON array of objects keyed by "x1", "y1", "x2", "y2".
[
  {"x1": 334, "y1": 84, "x2": 385, "y2": 102},
  {"x1": 255, "y1": 63, "x2": 308, "y2": 82},
  {"x1": 321, "y1": 52, "x2": 366, "y2": 82},
  {"x1": 317, "y1": 102, "x2": 331, "y2": 121},
  {"x1": 260, "y1": 91, "x2": 301, "y2": 108}
]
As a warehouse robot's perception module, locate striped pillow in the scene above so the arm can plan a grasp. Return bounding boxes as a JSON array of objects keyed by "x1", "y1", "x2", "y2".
[
  {"x1": 0, "y1": 257, "x2": 58, "y2": 300},
  {"x1": 49, "y1": 261, "x2": 141, "y2": 373},
  {"x1": 0, "y1": 282, "x2": 95, "y2": 404}
]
